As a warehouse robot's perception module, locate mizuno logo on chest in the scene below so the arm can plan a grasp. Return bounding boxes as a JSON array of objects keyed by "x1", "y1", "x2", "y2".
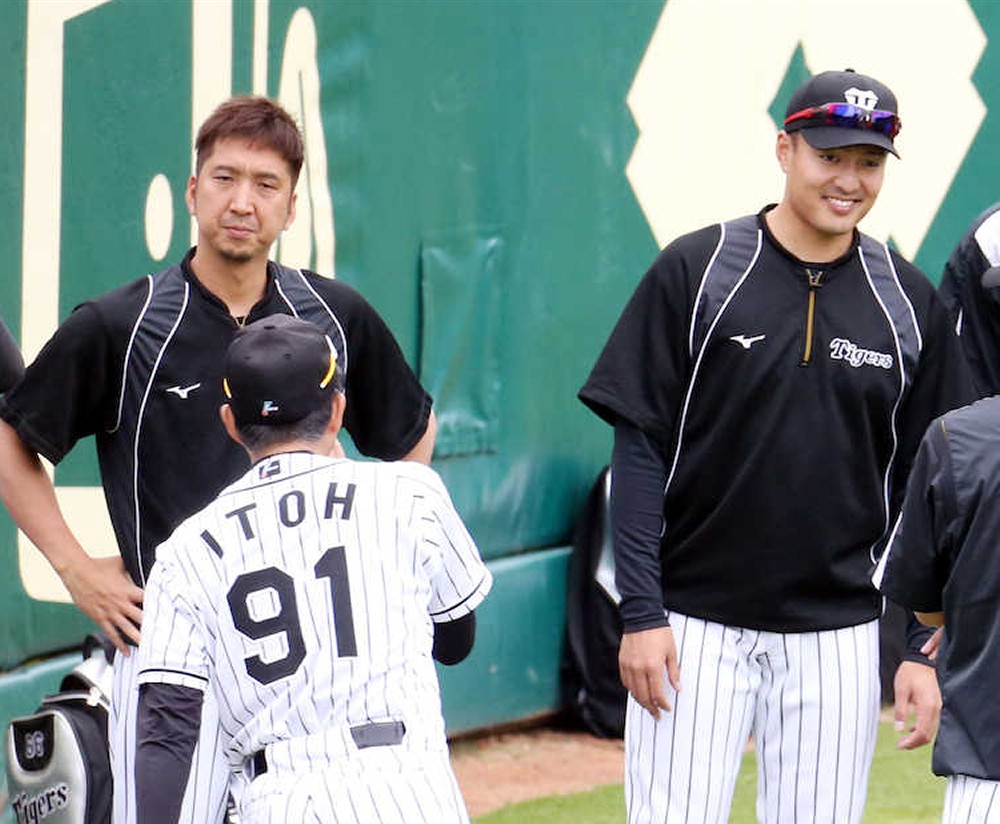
[
  {"x1": 166, "y1": 383, "x2": 202, "y2": 399},
  {"x1": 729, "y1": 333, "x2": 766, "y2": 350}
]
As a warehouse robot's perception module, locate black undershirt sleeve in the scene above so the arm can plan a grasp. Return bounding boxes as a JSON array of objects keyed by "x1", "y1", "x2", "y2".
[
  {"x1": 136, "y1": 683, "x2": 204, "y2": 824},
  {"x1": 433, "y1": 611, "x2": 476, "y2": 665},
  {"x1": 611, "y1": 419, "x2": 668, "y2": 633},
  {"x1": 903, "y1": 611, "x2": 936, "y2": 666}
]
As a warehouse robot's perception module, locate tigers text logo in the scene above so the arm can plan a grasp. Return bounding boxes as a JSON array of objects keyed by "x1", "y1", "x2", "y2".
[
  {"x1": 829, "y1": 338, "x2": 893, "y2": 369},
  {"x1": 11, "y1": 784, "x2": 70, "y2": 824}
]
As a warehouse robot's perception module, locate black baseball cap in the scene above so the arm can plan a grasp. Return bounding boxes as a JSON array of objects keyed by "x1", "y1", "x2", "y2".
[
  {"x1": 783, "y1": 69, "x2": 900, "y2": 157},
  {"x1": 223, "y1": 314, "x2": 343, "y2": 427}
]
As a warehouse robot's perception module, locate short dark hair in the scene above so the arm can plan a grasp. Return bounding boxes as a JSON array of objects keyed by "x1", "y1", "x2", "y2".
[
  {"x1": 195, "y1": 96, "x2": 304, "y2": 185},
  {"x1": 234, "y1": 403, "x2": 333, "y2": 453}
]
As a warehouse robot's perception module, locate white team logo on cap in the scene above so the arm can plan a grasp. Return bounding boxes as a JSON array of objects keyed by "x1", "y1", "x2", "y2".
[
  {"x1": 261, "y1": 400, "x2": 279, "y2": 417},
  {"x1": 844, "y1": 87, "x2": 879, "y2": 112}
]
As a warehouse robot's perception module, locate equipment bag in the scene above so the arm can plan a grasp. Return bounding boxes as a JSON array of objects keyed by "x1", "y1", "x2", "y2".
[
  {"x1": 561, "y1": 466, "x2": 627, "y2": 738},
  {"x1": 5, "y1": 635, "x2": 114, "y2": 824}
]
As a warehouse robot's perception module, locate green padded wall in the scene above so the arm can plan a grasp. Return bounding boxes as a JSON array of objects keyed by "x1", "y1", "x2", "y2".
[{"x1": 0, "y1": 0, "x2": 999, "y2": 786}]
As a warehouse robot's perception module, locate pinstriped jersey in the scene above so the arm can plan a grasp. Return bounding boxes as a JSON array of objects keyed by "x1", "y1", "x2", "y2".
[
  {"x1": 580, "y1": 207, "x2": 975, "y2": 632},
  {"x1": 136, "y1": 452, "x2": 491, "y2": 770},
  {"x1": 0, "y1": 249, "x2": 431, "y2": 586}
]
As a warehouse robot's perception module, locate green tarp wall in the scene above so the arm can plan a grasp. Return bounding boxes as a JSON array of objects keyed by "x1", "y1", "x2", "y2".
[{"x1": 2, "y1": 1, "x2": 1000, "y2": 813}]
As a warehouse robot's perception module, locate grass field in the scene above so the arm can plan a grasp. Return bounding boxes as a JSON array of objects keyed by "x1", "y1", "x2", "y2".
[{"x1": 474, "y1": 719, "x2": 946, "y2": 823}]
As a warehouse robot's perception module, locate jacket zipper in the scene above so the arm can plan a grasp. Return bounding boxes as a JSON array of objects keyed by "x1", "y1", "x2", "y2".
[{"x1": 800, "y1": 269, "x2": 823, "y2": 366}]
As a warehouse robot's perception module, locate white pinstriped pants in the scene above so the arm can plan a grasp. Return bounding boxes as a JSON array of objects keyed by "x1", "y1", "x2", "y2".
[
  {"x1": 239, "y1": 746, "x2": 470, "y2": 823},
  {"x1": 625, "y1": 612, "x2": 881, "y2": 824},
  {"x1": 943, "y1": 775, "x2": 1000, "y2": 823}
]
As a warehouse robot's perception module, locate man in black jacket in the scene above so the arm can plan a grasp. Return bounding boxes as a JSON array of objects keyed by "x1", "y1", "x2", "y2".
[
  {"x1": 580, "y1": 68, "x2": 975, "y2": 823},
  {"x1": 877, "y1": 394, "x2": 1000, "y2": 822}
]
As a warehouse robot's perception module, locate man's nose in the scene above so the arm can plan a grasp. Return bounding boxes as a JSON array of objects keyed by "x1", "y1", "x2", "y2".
[
  {"x1": 229, "y1": 179, "x2": 253, "y2": 212},
  {"x1": 834, "y1": 165, "x2": 861, "y2": 191}
]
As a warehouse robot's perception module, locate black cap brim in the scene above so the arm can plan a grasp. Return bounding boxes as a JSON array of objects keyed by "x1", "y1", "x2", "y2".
[{"x1": 799, "y1": 126, "x2": 898, "y2": 158}]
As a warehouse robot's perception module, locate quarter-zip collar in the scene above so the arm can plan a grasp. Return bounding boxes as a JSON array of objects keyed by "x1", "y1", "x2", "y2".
[
  {"x1": 179, "y1": 246, "x2": 278, "y2": 328},
  {"x1": 757, "y1": 204, "x2": 860, "y2": 282},
  {"x1": 757, "y1": 206, "x2": 861, "y2": 366}
]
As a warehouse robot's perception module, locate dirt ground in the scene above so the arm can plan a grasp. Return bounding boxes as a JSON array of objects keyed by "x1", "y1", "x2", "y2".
[{"x1": 450, "y1": 724, "x2": 625, "y2": 818}]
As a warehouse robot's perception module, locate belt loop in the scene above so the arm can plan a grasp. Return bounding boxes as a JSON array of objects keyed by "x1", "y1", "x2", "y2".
[
  {"x1": 349, "y1": 719, "x2": 406, "y2": 749},
  {"x1": 251, "y1": 749, "x2": 267, "y2": 778},
  {"x1": 249, "y1": 719, "x2": 406, "y2": 779}
]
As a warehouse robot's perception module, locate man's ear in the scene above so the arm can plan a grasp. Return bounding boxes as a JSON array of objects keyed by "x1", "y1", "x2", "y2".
[
  {"x1": 776, "y1": 130, "x2": 793, "y2": 173},
  {"x1": 185, "y1": 175, "x2": 198, "y2": 215},
  {"x1": 220, "y1": 404, "x2": 243, "y2": 447},
  {"x1": 330, "y1": 392, "x2": 346, "y2": 434}
]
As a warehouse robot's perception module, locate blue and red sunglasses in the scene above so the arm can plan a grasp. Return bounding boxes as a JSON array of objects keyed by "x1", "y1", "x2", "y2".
[{"x1": 784, "y1": 103, "x2": 901, "y2": 139}]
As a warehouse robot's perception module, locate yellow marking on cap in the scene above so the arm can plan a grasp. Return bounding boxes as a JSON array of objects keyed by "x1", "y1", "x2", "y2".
[
  {"x1": 320, "y1": 336, "x2": 338, "y2": 388},
  {"x1": 223, "y1": 377, "x2": 233, "y2": 399}
]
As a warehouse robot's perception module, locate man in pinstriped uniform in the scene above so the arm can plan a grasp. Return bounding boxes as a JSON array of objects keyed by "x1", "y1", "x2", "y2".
[
  {"x1": 579, "y1": 69, "x2": 975, "y2": 822},
  {"x1": 134, "y1": 315, "x2": 490, "y2": 824}
]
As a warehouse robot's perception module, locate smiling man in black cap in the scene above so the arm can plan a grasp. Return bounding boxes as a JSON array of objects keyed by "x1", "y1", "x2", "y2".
[{"x1": 579, "y1": 68, "x2": 976, "y2": 823}]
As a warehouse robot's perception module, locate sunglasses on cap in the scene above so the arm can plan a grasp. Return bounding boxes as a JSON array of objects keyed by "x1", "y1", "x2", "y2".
[{"x1": 784, "y1": 103, "x2": 901, "y2": 139}]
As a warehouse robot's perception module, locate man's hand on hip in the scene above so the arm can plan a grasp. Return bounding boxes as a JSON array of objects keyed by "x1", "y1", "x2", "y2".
[{"x1": 62, "y1": 554, "x2": 144, "y2": 654}]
